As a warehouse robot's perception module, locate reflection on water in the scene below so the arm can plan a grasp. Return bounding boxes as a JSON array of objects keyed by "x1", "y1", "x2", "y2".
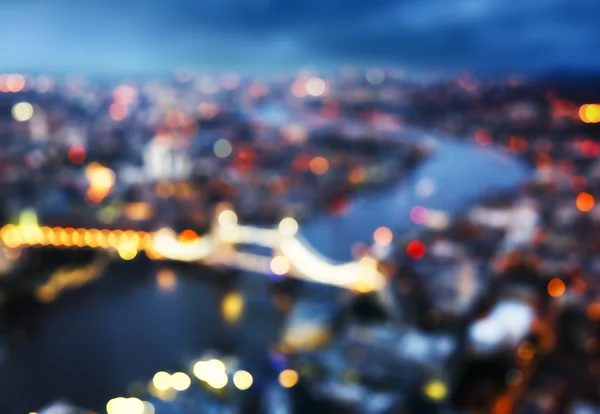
[{"x1": 0, "y1": 261, "x2": 285, "y2": 412}]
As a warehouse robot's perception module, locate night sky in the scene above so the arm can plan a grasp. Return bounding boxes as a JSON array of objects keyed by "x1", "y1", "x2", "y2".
[{"x1": 0, "y1": 0, "x2": 598, "y2": 75}]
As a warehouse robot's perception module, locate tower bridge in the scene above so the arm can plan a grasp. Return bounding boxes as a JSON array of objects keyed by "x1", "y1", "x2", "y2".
[{"x1": 0, "y1": 205, "x2": 386, "y2": 293}]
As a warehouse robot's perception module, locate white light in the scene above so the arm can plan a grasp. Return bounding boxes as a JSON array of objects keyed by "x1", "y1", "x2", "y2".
[
  {"x1": 278, "y1": 217, "x2": 299, "y2": 237},
  {"x1": 12, "y1": 102, "x2": 34, "y2": 122},
  {"x1": 218, "y1": 210, "x2": 238, "y2": 228},
  {"x1": 270, "y1": 256, "x2": 291, "y2": 275},
  {"x1": 306, "y1": 77, "x2": 326, "y2": 97},
  {"x1": 233, "y1": 370, "x2": 253, "y2": 390},
  {"x1": 208, "y1": 371, "x2": 229, "y2": 389}
]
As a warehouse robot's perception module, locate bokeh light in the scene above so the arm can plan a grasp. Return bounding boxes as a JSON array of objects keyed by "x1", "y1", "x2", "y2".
[
  {"x1": 233, "y1": 370, "x2": 253, "y2": 390},
  {"x1": 171, "y1": 372, "x2": 191, "y2": 391},
  {"x1": 270, "y1": 256, "x2": 290, "y2": 275},
  {"x1": 152, "y1": 371, "x2": 172, "y2": 391},
  {"x1": 547, "y1": 278, "x2": 566, "y2": 298},
  {"x1": 305, "y1": 77, "x2": 326, "y2": 97},
  {"x1": 406, "y1": 240, "x2": 426, "y2": 259},
  {"x1": 410, "y1": 206, "x2": 428, "y2": 224},
  {"x1": 373, "y1": 227, "x2": 393, "y2": 246},
  {"x1": 576, "y1": 192, "x2": 595, "y2": 212},
  {"x1": 279, "y1": 217, "x2": 299, "y2": 237},
  {"x1": 214, "y1": 139, "x2": 233, "y2": 158},
  {"x1": 12, "y1": 102, "x2": 34, "y2": 121},
  {"x1": 278, "y1": 369, "x2": 299, "y2": 388}
]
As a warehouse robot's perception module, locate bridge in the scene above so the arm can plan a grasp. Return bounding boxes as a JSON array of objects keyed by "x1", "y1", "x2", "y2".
[{"x1": 0, "y1": 205, "x2": 386, "y2": 293}]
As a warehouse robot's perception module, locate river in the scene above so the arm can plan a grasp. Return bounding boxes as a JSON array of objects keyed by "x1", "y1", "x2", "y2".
[{"x1": 0, "y1": 136, "x2": 529, "y2": 413}]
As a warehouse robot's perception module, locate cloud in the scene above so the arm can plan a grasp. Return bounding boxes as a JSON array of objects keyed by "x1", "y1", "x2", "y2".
[{"x1": 0, "y1": 0, "x2": 597, "y2": 74}]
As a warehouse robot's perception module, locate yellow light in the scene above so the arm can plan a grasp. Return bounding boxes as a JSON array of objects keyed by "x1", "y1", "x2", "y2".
[
  {"x1": 423, "y1": 380, "x2": 447, "y2": 401},
  {"x1": 153, "y1": 371, "x2": 172, "y2": 391},
  {"x1": 218, "y1": 210, "x2": 238, "y2": 227},
  {"x1": 278, "y1": 369, "x2": 299, "y2": 388},
  {"x1": 118, "y1": 241, "x2": 138, "y2": 260},
  {"x1": 123, "y1": 397, "x2": 145, "y2": 414},
  {"x1": 171, "y1": 372, "x2": 191, "y2": 391},
  {"x1": 222, "y1": 292, "x2": 244, "y2": 323},
  {"x1": 270, "y1": 256, "x2": 290, "y2": 275},
  {"x1": 208, "y1": 371, "x2": 229, "y2": 389},
  {"x1": 142, "y1": 401, "x2": 155, "y2": 414},
  {"x1": 233, "y1": 370, "x2": 253, "y2": 390},
  {"x1": 12, "y1": 102, "x2": 34, "y2": 121},
  {"x1": 193, "y1": 359, "x2": 226, "y2": 381},
  {"x1": 306, "y1": 77, "x2": 326, "y2": 97},
  {"x1": 106, "y1": 397, "x2": 126, "y2": 414},
  {"x1": 278, "y1": 217, "x2": 299, "y2": 237}
]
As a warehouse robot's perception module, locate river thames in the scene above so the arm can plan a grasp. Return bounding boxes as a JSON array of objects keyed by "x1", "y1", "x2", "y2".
[{"x1": 0, "y1": 136, "x2": 530, "y2": 413}]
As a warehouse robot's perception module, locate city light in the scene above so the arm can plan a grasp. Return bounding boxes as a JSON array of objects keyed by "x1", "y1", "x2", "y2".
[
  {"x1": 406, "y1": 240, "x2": 426, "y2": 259},
  {"x1": 547, "y1": 278, "x2": 566, "y2": 298},
  {"x1": 579, "y1": 104, "x2": 600, "y2": 124},
  {"x1": 171, "y1": 372, "x2": 191, "y2": 391},
  {"x1": 309, "y1": 156, "x2": 329, "y2": 175},
  {"x1": 218, "y1": 210, "x2": 238, "y2": 227},
  {"x1": 423, "y1": 379, "x2": 448, "y2": 400},
  {"x1": 214, "y1": 139, "x2": 233, "y2": 158},
  {"x1": 306, "y1": 77, "x2": 326, "y2": 97},
  {"x1": 278, "y1": 369, "x2": 299, "y2": 388},
  {"x1": 152, "y1": 371, "x2": 172, "y2": 391},
  {"x1": 270, "y1": 255, "x2": 291, "y2": 275},
  {"x1": 278, "y1": 217, "x2": 299, "y2": 237},
  {"x1": 233, "y1": 370, "x2": 253, "y2": 390},
  {"x1": 222, "y1": 292, "x2": 244, "y2": 323},
  {"x1": 373, "y1": 226, "x2": 393, "y2": 246},
  {"x1": 156, "y1": 269, "x2": 177, "y2": 292},
  {"x1": 12, "y1": 102, "x2": 34, "y2": 121},
  {"x1": 576, "y1": 192, "x2": 595, "y2": 212}
]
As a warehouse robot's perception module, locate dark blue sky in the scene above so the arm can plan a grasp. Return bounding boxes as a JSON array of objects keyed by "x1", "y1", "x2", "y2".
[{"x1": 1, "y1": 0, "x2": 598, "y2": 75}]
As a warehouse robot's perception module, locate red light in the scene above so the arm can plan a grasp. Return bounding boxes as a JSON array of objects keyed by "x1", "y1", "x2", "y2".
[
  {"x1": 580, "y1": 140, "x2": 599, "y2": 158},
  {"x1": 329, "y1": 197, "x2": 349, "y2": 215},
  {"x1": 406, "y1": 240, "x2": 425, "y2": 259},
  {"x1": 67, "y1": 145, "x2": 86, "y2": 165}
]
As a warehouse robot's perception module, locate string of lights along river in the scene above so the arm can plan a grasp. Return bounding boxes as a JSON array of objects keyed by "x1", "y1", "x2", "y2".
[{"x1": 0, "y1": 136, "x2": 529, "y2": 413}]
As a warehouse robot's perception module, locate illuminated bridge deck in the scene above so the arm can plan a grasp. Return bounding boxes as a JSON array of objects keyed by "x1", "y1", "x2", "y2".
[{"x1": 0, "y1": 206, "x2": 386, "y2": 293}]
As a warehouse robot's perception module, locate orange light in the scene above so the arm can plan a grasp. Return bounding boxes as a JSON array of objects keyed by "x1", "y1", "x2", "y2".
[
  {"x1": 309, "y1": 156, "x2": 329, "y2": 175},
  {"x1": 580, "y1": 104, "x2": 600, "y2": 124},
  {"x1": 547, "y1": 278, "x2": 566, "y2": 298},
  {"x1": 373, "y1": 227, "x2": 393, "y2": 246},
  {"x1": 576, "y1": 192, "x2": 595, "y2": 212},
  {"x1": 156, "y1": 181, "x2": 175, "y2": 198},
  {"x1": 178, "y1": 229, "x2": 199, "y2": 242},
  {"x1": 516, "y1": 342, "x2": 535, "y2": 360},
  {"x1": 109, "y1": 103, "x2": 128, "y2": 121},
  {"x1": 157, "y1": 269, "x2": 177, "y2": 292},
  {"x1": 586, "y1": 301, "x2": 600, "y2": 321}
]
